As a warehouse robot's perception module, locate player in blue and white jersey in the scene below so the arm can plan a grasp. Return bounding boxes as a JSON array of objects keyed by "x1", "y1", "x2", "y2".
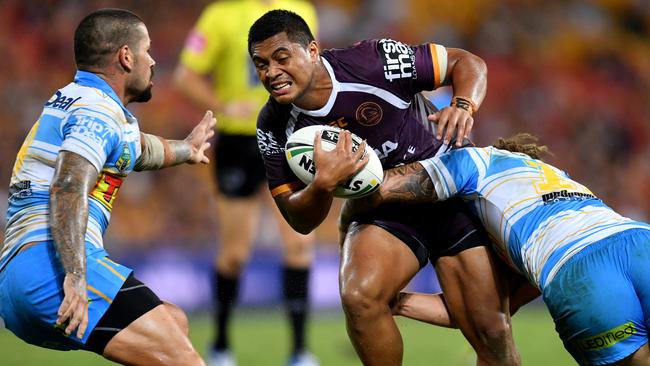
[
  {"x1": 342, "y1": 134, "x2": 650, "y2": 365},
  {"x1": 0, "y1": 9, "x2": 214, "y2": 366}
]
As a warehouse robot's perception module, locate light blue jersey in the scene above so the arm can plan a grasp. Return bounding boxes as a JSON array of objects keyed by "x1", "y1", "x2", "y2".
[
  {"x1": 422, "y1": 147, "x2": 650, "y2": 365},
  {"x1": 421, "y1": 146, "x2": 650, "y2": 290},
  {"x1": 0, "y1": 71, "x2": 141, "y2": 349},
  {"x1": 2, "y1": 71, "x2": 141, "y2": 271}
]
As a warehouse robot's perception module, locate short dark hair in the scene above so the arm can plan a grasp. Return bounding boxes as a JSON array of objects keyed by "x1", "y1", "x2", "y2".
[
  {"x1": 74, "y1": 8, "x2": 144, "y2": 70},
  {"x1": 248, "y1": 9, "x2": 315, "y2": 55}
]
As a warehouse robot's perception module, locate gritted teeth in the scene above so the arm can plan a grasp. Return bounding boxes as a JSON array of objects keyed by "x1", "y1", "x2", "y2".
[{"x1": 272, "y1": 82, "x2": 291, "y2": 90}]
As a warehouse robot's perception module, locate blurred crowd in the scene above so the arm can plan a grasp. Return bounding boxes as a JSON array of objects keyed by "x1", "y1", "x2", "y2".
[{"x1": 1, "y1": 0, "x2": 648, "y2": 253}]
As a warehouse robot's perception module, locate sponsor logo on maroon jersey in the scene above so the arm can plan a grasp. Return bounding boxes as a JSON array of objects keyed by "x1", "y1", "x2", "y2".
[
  {"x1": 356, "y1": 102, "x2": 383, "y2": 126},
  {"x1": 257, "y1": 129, "x2": 283, "y2": 155},
  {"x1": 378, "y1": 39, "x2": 417, "y2": 82}
]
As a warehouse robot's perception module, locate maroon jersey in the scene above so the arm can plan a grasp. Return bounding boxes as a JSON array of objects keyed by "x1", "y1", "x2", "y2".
[{"x1": 257, "y1": 39, "x2": 450, "y2": 196}]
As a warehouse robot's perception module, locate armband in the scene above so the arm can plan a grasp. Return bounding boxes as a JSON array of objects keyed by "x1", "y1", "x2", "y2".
[
  {"x1": 134, "y1": 133, "x2": 165, "y2": 171},
  {"x1": 450, "y1": 96, "x2": 477, "y2": 115}
]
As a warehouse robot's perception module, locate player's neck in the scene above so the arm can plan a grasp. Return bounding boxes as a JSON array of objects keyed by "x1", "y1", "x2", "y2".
[
  {"x1": 89, "y1": 69, "x2": 129, "y2": 106},
  {"x1": 293, "y1": 62, "x2": 332, "y2": 111}
]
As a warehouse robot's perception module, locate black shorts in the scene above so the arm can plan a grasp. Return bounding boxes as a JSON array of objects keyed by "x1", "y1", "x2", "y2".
[
  {"x1": 352, "y1": 197, "x2": 489, "y2": 268},
  {"x1": 84, "y1": 273, "x2": 162, "y2": 354},
  {"x1": 215, "y1": 134, "x2": 267, "y2": 197}
]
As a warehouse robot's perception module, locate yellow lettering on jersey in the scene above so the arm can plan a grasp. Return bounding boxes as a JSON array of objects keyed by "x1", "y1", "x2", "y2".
[
  {"x1": 91, "y1": 171, "x2": 124, "y2": 211},
  {"x1": 525, "y1": 160, "x2": 575, "y2": 194},
  {"x1": 13, "y1": 119, "x2": 41, "y2": 176}
]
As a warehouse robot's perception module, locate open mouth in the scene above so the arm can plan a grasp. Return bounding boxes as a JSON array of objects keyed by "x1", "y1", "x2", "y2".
[{"x1": 271, "y1": 81, "x2": 292, "y2": 92}]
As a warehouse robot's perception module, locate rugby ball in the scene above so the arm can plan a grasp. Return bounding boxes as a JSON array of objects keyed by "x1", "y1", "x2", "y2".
[{"x1": 285, "y1": 125, "x2": 383, "y2": 198}]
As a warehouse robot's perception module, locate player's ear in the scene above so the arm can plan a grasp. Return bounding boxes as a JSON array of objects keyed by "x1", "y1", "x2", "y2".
[
  {"x1": 118, "y1": 45, "x2": 133, "y2": 72},
  {"x1": 308, "y1": 41, "x2": 319, "y2": 61}
]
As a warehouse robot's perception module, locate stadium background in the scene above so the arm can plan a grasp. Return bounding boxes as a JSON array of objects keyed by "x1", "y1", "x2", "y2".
[{"x1": 0, "y1": 0, "x2": 648, "y2": 364}]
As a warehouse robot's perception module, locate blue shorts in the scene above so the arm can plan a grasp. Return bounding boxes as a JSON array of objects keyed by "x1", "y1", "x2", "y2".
[
  {"x1": 0, "y1": 241, "x2": 132, "y2": 350},
  {"x1": 543, "y1": 229, "x2": 650, "y2": 365}
]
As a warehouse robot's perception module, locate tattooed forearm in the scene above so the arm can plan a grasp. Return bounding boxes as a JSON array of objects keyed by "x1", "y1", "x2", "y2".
[
  {"x1": 380, "y1": 162, "x2": 438, "y2": 203},
  {"x1": 339, "y1": 162, "x2": 438, "y2": 231},
  {"x1": 49, "y1": 152, "x2": 97, "y2": 275},
  {"x1": 162, "y1": 139, "x2": 192, "y2": 168}
]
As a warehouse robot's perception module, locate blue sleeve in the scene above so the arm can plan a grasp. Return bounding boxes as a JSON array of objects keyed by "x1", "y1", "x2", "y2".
[
  {"x1": 420, "y1": 148, "x2": 479, "y2": 200},
  {"x1": 60, "y1": 109, "x2": 121, "y2": 172}
]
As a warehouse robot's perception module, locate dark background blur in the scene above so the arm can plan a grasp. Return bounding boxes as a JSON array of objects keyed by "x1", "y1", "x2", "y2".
[{"x1": 1, "y1": 0, "x2": 648, "y2": 309}]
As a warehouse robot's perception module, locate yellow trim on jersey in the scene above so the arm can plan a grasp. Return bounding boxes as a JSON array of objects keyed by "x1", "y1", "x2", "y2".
[
  {"x1": 271, "y1": 181, "x2": 304, "y2": 197},
  {"x1": 536, "y1": 213, "x2": 608, "y2": 247},
  {"x1": 13, "y1": 119, "x2": 41, "y2": 177},
  {"x1": 498, "y1": 194, "x2": 539, "y2": 237},
  {"x1": 96, "y1": 258, "x2": 126, "y2": 281},
  {"x1": 76, "y1": 86, "x2": 127, "y2": 123},
  {"x1": 87, "y1": 285, "x2": 113, "y2": 304},
  {"x1": 429, "y1": 44, "x2": 448, "y2": 88},
  {"x1": 429, "y1": 44, "x2": 441, "y2": 88},
  {"x1": 103, "y1": 257, "x2": 119, "y2": 266}
]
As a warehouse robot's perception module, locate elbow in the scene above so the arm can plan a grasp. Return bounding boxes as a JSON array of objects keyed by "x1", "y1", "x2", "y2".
[
  {"x1": 290, "y1": 221, "x2": 315, "y2": 235},
  {"x1": 284, "y1": 215, "x2": 316, "y2": 235}
]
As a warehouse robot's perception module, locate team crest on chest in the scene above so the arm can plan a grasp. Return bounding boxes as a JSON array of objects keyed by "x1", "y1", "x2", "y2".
[
  {"x1": 356, "y1": 102, "x2": 383, "y2": 126},
  {"x1": 115, "y1": 143, "x2": 132, "y2": 172}
]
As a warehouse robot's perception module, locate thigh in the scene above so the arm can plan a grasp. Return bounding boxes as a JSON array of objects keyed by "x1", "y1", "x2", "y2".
[
  {"x1": 102, "y1": 304, "x2": 199, "y2": 366},
  {"x1": 215, "y1": 193, "x2": 261, "y2": 248},
  {"x1": 84, "y1": 274, "x2": 163, "y2": 354},
  {"x1": 340, "y1": 223, "x2": 420, "y2": 301},
  {"x1": 434, "y1": 245, "x2": 510, "y2": 337},
  {"x1": 543, "y1": 236, "x2": 649, "y2": 366},
  {"x1": 0, "y1": 242, "x2": 132, "y2": 351}
]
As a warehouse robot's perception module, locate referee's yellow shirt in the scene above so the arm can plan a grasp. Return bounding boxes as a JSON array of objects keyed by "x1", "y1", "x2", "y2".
[{"x1": 179, "y1": 0, "x2": 318, "y2": 136}]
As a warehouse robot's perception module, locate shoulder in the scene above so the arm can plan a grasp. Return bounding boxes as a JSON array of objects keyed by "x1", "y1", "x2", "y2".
[
  {"x1": 257, "y1": 98, "x2": 294, "y2": 154},
  {"x1": 322, "y1": 38, "x2": 417, "y2": 86},
  {"x1": 257, "y1": 98, "x2": 293, "y2": 130},
  {"x1": 321, "y1": 39, "x2": 381, "y2": 80},
  {"x1": 62, "y1": 84, "x2": 128, "y2": 127}
]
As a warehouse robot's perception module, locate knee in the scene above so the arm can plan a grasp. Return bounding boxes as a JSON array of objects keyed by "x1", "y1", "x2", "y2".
[
  {"x1": 340, "y1": 282, "x2": 384, "y2": 321},
  {"x1": 163, "y1": 302, "x2": 190, "y2": 336},
  {"x1": 162, "y1": 348, "x2": 205, "y2": 366},
  {"x1": 283, "y1": 237, "x2": 314, "y2": 266},
  {"x1": 217, "y1": 250, "x2": 248, "y2": 274},
  {"x1": 471, "y1": 315, "x2": 516, "y2": 359}
]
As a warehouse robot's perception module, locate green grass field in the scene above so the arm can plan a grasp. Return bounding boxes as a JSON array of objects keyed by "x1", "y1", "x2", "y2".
[{"x1": 0, "y1": 306, "x2": 574, "y2": 365}]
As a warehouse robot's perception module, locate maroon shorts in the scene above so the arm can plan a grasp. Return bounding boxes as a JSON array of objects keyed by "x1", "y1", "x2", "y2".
[{"x1": 351, "y1": 197, "x2": 489, "y2": 268}]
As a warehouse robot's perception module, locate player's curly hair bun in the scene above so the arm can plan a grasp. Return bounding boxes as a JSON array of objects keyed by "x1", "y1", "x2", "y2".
[{"x1": 493, "y1": 133, "x2": 552, "y2": 160}]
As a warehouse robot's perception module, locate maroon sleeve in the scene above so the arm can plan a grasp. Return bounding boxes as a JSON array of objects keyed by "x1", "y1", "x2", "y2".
[
  {"x1": 256, "y1": 100, "x2": 305, "y2": 196},
  {"x1": 325, "y1": 39, "x2": 442, "y2": 102}
]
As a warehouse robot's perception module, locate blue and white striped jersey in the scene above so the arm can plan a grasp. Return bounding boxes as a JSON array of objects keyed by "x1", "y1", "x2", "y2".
[
  {"x1": 1, "y1": 71, "x2": 141, "y2": 271},
  {"x1": 421, "y1": 146, "x2": 650, "y2": 290}
]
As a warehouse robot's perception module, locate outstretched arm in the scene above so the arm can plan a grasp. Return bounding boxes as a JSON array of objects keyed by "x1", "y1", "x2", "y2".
[
  {"x1": 392, "y1": 292, "x2": 456, "y2": 328},
  {"x1": 49, "y1": 151, "x2": 98, "y2": 339},
  {"x1": 392, "y1": 270, "x2": 541, "y2": 328},
  {"x1": 135, "y1": 110, "x2": 216, "y2": 171}
]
